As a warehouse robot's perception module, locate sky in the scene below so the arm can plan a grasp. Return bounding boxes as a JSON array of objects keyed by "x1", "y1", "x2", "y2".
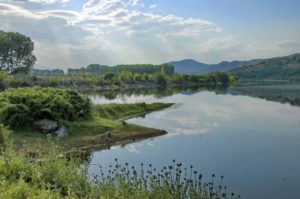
[{"x1": 0, "y1": 0, "x2": 300, "y2": 69}]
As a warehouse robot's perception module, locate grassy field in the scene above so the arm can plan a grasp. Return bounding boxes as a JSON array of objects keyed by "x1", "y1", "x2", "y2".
[{"x1": 11, "y1": 102, "x2": 173, "y2": 152}]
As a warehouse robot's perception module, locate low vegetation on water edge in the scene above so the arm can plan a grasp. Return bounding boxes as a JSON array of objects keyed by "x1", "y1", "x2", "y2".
[
  {"x1": 0, "y1": 126, "x2": 240, "y2": 199},
  {"x1": 0, "y1": 87, "x2": 173, "y2": 150},
  {"x1": 58, "y1": 102, "x2": 173, "y2": 149}
]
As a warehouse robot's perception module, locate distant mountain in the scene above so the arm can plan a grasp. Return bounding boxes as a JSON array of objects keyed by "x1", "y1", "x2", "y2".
[
  {"x1": 228, "y1": 53, "x2": 300, "y2": 80},
  {"x1": 168, "y1": 59, "x2": 263, "y2": 74},
  {"x1": 168, "y1": 59, "x2": 209, "y2": 74}
]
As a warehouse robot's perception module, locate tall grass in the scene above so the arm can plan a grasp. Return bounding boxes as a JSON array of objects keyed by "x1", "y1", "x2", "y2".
[
  {"x1": 0, "y1": 126, "x2": 240, "y2": 198},
  {"x1": 90, "y1": 159, "x2": 241, "y2": 199}
]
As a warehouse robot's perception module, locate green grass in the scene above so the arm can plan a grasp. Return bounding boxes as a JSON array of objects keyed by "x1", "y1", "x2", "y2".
[
  {"x1": 0, "y1": 126, "x2": 240, "y2": 199},
  {"x1": 10, "y1": 102, "x2": 173, "y2": 151}
]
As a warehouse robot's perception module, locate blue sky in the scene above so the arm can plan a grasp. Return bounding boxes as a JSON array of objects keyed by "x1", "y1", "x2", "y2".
[{"x1": 0, "y1": 0, "x2": 299, "y2": 69}]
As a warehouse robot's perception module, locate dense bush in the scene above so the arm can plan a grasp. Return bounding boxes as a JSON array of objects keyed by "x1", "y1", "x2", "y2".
[
  {"x1": 0, "y1": 125, "x2": 7, "y2": 148},
  {"x1": 0, "y1": 87, "x2": 91, "y2": 128}
]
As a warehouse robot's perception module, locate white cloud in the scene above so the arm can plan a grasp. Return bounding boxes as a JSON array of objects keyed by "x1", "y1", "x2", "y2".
[
  {"x1": 125, "y1": 144, "x2": 140, "y2": 154},
  {"x1": 0, "y1": 3, "x2": 44, "y2": 19},
  {"x1": 79, "y1": 0, "x2": 221, "y2": 39},
  {"x1": 0, "y1": 0, "x2": 254, "y2": 66},
  {"x1": 149, "y1": 4, "x2": 157, "y2": 9},
  {"x1": 128, "y1": 0, "x2": 139, "y2": 6},
  {"x1": 0, "y1": 0, "x2": 221, "y2": 40},
  {"x1": 28, "y1": 0, "x2": 69, "y2": 4}
]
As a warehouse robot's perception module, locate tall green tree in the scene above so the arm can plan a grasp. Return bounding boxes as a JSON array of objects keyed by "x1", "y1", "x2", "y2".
[{"x1": 0, "y1": 31, "x2": 36, "y2": 74}]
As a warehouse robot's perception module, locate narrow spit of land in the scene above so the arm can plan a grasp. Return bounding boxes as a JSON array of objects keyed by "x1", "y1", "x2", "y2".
[{"x1": 12, "y1": 102, "x2": 174, "y2": 152}]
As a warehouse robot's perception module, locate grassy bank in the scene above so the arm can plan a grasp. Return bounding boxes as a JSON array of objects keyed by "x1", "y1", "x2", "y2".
[
  {"x1": 0, "y1": 126, "x2": 239, "y2": 199},
  {"x1": 11, "y1": 102, "x2": 173, "y2": 151}
]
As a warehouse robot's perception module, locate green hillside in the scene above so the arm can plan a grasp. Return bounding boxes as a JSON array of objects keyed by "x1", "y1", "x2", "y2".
[{"x1": 229, "y1": 53, "x2": 300, "y2": 80}]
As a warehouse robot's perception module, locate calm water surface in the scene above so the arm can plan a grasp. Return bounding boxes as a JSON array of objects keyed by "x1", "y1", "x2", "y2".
[{"x1": 88, "y1": 85, "x2": 300, "y2": 199}]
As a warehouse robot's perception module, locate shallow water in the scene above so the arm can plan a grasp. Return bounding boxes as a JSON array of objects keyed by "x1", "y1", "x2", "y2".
[{"x1": 88, "y1": 85, "x2": 300, "y2": 199}]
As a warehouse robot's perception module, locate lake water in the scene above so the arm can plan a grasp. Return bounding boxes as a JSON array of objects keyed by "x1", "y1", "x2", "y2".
[{"x1": 88, "y1": 85, "x2": 300, "y2": 199}]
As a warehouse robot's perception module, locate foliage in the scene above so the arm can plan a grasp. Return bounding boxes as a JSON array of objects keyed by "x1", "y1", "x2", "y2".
[
  {"x1": 104, "y1": 72, "x2": 116, "y2": 81},
  {"x1": 32, "y1": 69, "x2": 65, "y2": 76},
  {"x1": 0, "y1": 31, "x2": 36, "y2": 74},
  {"x1": 0, "y1": 71, "x2": 9, "y2": 89},
  {"x1": 2, "y1": 71, "x2": 235, "y2": 90},
  {"x1": 0, "y1": 71, "x2": 9, "y2": 81},
  {"x1": 68, "y1": 64, "x2": 175, "y2": 76},
  {"x1": 155, "y1": 73, "x2": 168, "y2": 86},
  {"x1": 0, "y1": 87, "x2": 91, "y2": 128},
  {"x1": 6, "y1": 74, "x2": 37, "y2": 88},
  {"x1": 9, "y1": 102, "x2": 172, "y2": 150},
  {"x1": 229, "y1": 53, "x2": 300, "y2": 80},
  {"x1": 169, "y1": 59, "x2": 263, "y2": 75},
  {"x1": 0, "y1": 125, "x2": 9, "y2": 149},
  {"x1": 0, "y1": 129, "x2": 239, "y2": 198}
]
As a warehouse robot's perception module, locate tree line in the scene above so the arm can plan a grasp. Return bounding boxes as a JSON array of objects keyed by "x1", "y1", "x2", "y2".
[
  {"x1": 0, "y1": 30, "x2": 236, "y2": 89},
  {"x1": 68, "y1": 64, "x2": 174, "y2": 76}
]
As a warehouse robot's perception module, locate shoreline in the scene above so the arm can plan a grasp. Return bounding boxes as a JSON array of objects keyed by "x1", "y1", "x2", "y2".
[
  {"x1": 11, "y1": 103, "x2": 173, "y2": 154},
  {"x1": 67, "y1": 128, "x2": 167, "y2": 157},
  {"x1": 69, "y1": 82, "x2": 231, "y2": 92},
  {"x1": 0, "y1": 82, "x2": 231, "y2": 93}
]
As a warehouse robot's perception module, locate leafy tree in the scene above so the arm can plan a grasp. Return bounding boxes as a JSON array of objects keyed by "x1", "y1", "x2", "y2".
[
  {"x1": 118, "y1": 71, "x2": 133, "y2": 84},
  {"x1": 133, "y1": 73, "x2": 142, "y2": 82},
  {"x1": 155, "y1": 73, "x2": 168, "y2": 87},
  {"x1": 214, "y1": 72, "x2": 230, "y2": 85},
  {"x1": 171, "y1": 74, "x2": 183, "y2": 84},
  {"x1": 32, "y1": 69, "x2": 64, "y2": 76},
  {"x1": 0, "y1": 31, "x2": 36, "y2": 74},
  {"x1": 104, "y1": 72, "x2": 116, "y2": 81},
  {"x1": 68, "y1": 64, "x2": 175, "y2": 76},
  {"x1": 160, "y1": 64, "x2": 175, "y2": 76}
]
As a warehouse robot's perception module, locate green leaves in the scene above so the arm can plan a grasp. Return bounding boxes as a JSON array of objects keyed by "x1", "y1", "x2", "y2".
[
  {"x1": 0, "y1": 87, "x2": 91, "y2": 128},
  {"x1": 0, "y1": 31, "x2": 36, "y2": 74},
  {"x1": 68, "y1": 64, "x2": 175, "y2": 76}
]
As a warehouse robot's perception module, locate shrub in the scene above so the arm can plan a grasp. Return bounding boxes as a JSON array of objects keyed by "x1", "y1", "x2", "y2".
[
  {"x1": 7, "y1": 74, "x2": 35, "y2": 87},
  {"x1": 0, "y1": 87, "x2": 91, "y2": 128},
  {"x1": 155, "y1": 73, "x2": 168, "y2": 87},
  {"x1": 0, "y1": 71, "x2": 9, "y2": 90},
  {"x1": 0, "y1": 125, "x2": 9, "y2": 149}
]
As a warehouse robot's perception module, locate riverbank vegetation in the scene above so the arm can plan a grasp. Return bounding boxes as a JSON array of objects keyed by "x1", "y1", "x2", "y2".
[
  {"x1": 0, "y1": 87, "x2": 173, "y2": 150},
  {"x1": 0, "y1": 126, "x2": 239, "y2": 199},
  {"x1": 0, "y1": 70, "x2": 237, "y2": 91},
  {"x1": 0, "y1": 87, "x2": 91, "y2": 128}
]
